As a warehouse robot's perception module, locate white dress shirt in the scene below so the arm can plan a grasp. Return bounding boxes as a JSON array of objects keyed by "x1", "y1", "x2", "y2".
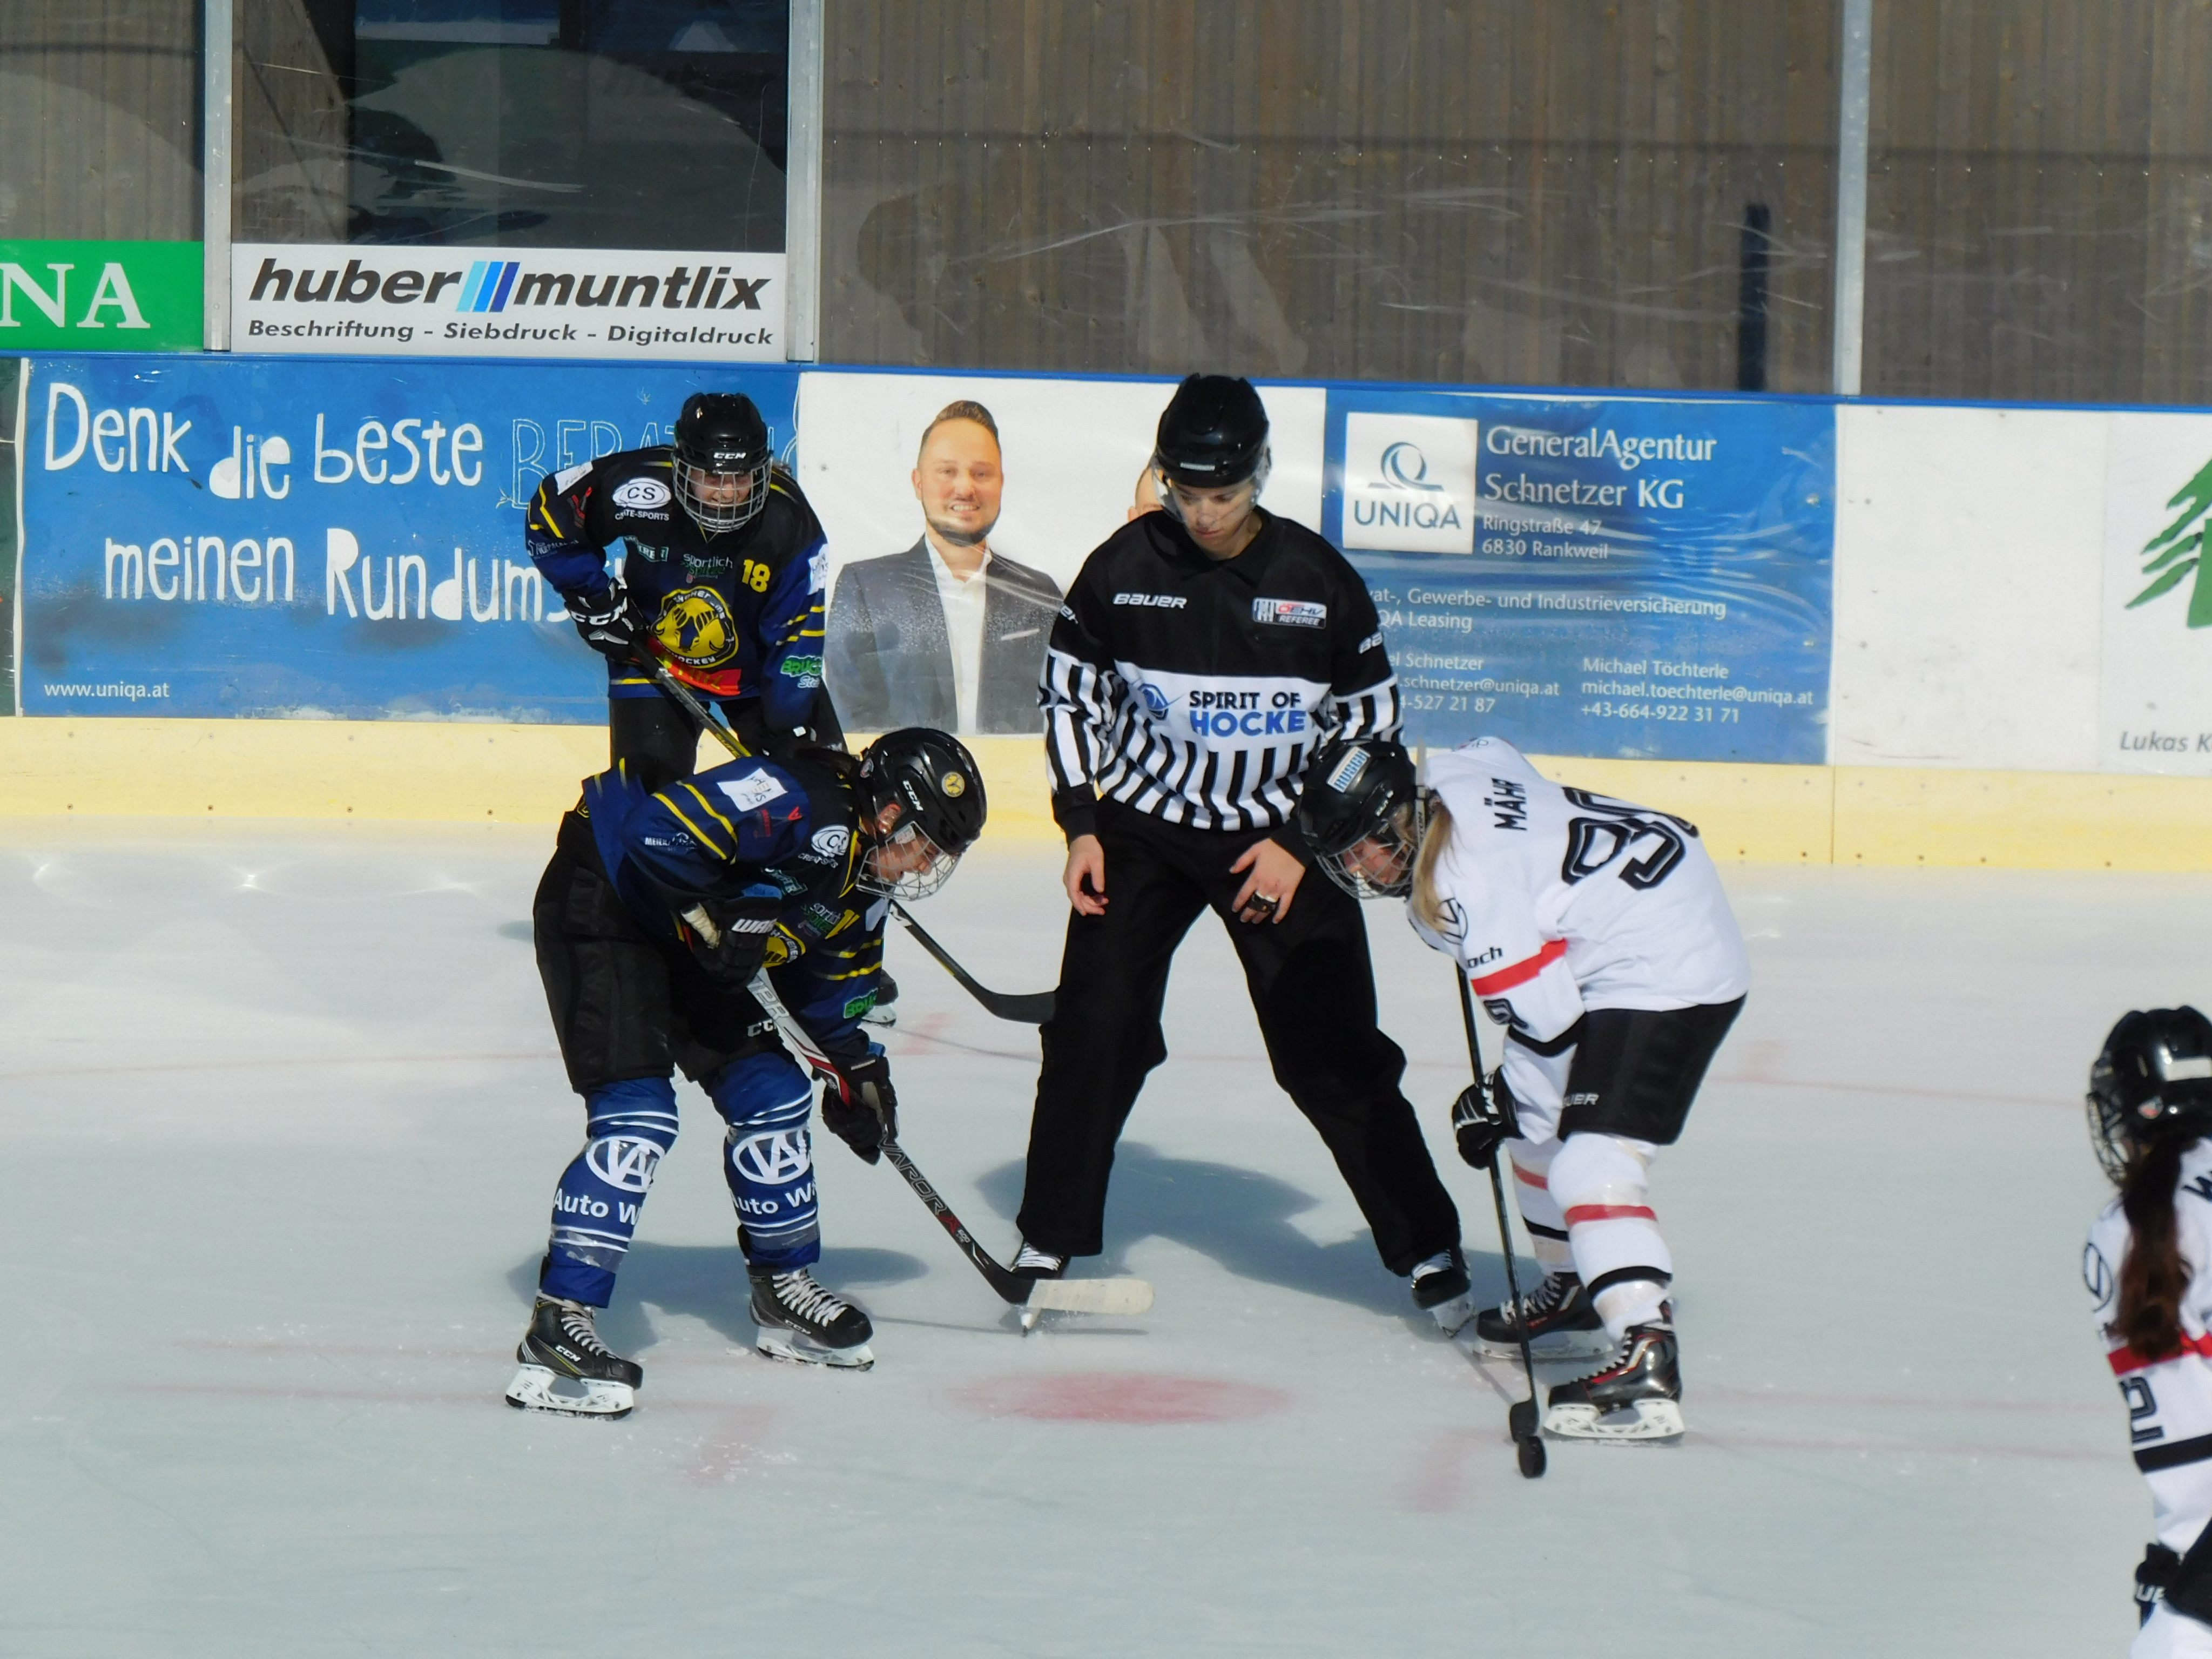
[{"x1": 926, "y1": 541, "x2": 992, "y2": 734}]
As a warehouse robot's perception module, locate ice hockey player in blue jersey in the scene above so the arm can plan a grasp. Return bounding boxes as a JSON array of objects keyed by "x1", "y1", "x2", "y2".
[
  {"x1": 525, "y1": 390, "x2": 840, "y2": 772},
  {"x1": 505, "y1": 727, "x2": 986, "y2": 1418}
]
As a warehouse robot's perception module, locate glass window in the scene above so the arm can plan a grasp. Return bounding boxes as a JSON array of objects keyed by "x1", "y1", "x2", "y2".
[
  {"x1": 1865, "y1": 1, "x2": 2212, "y2": 406},
  {"x1": 0, "y1": 0, "x2": 201, "y2": 240},
  {"x1": 821, "y1": 1, "x2": 1839, "y2": 392},
  {"x1": 237, "y1": 1, "x2": 791, "y2": 249}
]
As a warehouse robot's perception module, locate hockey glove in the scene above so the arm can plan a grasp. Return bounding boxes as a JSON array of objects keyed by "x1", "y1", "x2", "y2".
[
  {"x1": 1451, "y1": 1071, "x2": 1520, "y2": 1170},
  {"x1": 819, "y1": 1047, "x2": 898, "y2": 1164},
  {"x1": 567, "y1": 583, "x2": 643, "y2": 660},
  {"x1": 679, "y1": 903, "x2": 775, "y2": 989}
]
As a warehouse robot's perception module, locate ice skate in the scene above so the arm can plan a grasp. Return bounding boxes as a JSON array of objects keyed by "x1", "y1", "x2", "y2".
[
  {"x1": 1542, "y1": 1321, "x2": 1685, "y2": 1442},
  {"x1": 750, "y1": 1266, "x2": 875, "y2": 1369},
  {"x1": 861, "y1": 970, "x2": 899, "y2": 1027},
  {"x1": 1410, "y1": 1246, "x2": 1474, "y2": 1333},
  {"x1": 504, "y1": 1296, "x2": 642, "y2": 1418},
  {"x1": 1474, "y1": 1271, "x2": 1611, "y2": 1360},
  {"x1": 1011, "y1": 1241, "x2": 1067, "y2": 1279}
]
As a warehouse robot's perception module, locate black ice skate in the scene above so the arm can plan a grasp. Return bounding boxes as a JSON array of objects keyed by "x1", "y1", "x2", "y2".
[
  {"x1": 1011, "y1": 1242, "x2": 1067, "y2": 1280},
  {"x1": 1542, "y1": 1320, "x2": 1684, "y2": 1442},
  {"x1": 1410, "y1": 1246, "x2": 1475, "y2": 1333},
  {"x1": 504, "y1": 1296, "x2": 643, "y2": 1418},
  {"x1": 1474, "y1": 1271, "x2": 1611, "y2": 1360},
  {"x1": 750, "y1": 1267, "x2": 875, "y2": 1369},
  {"x1": 861, "y1": 970, "x2": 899, "y2": 1027}
]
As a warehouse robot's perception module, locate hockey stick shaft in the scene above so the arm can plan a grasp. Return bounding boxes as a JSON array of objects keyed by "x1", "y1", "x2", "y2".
[
  {"x1": 650, "y1": 659, "x2": 1058, "y2": 1026},
  {"x1": 1455, "y1": 968, "x2": 1547, "y2": 1461}
]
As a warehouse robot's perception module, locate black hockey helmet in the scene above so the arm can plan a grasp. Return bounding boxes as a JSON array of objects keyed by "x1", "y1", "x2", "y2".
[
  {"x1": 1153, "y1": 374, "x2": 1271, "y2": 496},
  {"x1": 1295, "y1": 737, "x2": 1426, "y2": 900},
  {"x1": 854, "y1": 727, "x2": 988, "y2": 900},
  {"x1": 673, "y1": 392, "x2": 771, "y2": 533},
  {"x1": 2088, "y1": 1007, "x2": 2212, "y2": 1183}
]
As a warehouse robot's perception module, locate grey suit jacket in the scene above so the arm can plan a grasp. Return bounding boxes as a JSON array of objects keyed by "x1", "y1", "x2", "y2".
[{"x1": 826, "y1": 538, "x2": 1064, "y2": 734}]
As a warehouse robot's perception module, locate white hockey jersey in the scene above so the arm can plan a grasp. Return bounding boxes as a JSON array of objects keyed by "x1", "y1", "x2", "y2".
[
  {"x1": 1411, "y1": 738, "x2": 1750, "y2": 1047},
  {"x1": 2088, "y1": 1141, "x2": 2212, "y2": 1557}
]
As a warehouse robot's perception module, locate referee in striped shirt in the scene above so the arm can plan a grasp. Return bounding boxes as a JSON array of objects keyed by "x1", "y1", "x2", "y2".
[{"x1": 1011, "y1": 376, "x2": 1471, "y2": 1326}]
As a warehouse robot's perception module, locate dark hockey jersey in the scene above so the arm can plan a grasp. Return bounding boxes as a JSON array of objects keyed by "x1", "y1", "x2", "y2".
[
  {"x1": 527, "y1": 447, "x2": 827, "y2": 729},
  {"x1": 578, "y1": 753, "x2": 885, "y2": 1050},
  {"x1": 1042, "y1": 508, "x2": 1400, "y2": 837}
]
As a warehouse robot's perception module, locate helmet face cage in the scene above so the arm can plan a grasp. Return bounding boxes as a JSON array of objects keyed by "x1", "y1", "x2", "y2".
[
  {"x1": 1317, "y1": 793, "x2": 1427, "y2": 900},
  {"x1": 673, "y1": 393, "x2": 771, "y2": 535},
  {"x1": 675, "y1": 454, "x2": 770, "y2": 534},
  {"x1": 856, "y1": 822, "x2": 961, "y2": 901},
  {"x1": 2086, "y1": 1006, "x2": 2212, "y2": 1185}
]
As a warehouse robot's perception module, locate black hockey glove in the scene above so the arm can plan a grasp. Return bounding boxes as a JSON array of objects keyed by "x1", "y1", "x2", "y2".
[
  {"x1": 678, "y1": 904, "x2": 774, "y2": 989},
  {"x1": 819, "y1": 1048, "x2": 897, "y2": 1164},
  {"x1": 567, "y1": 583, "x2": 643, "y2": 660},
  {"x1": 1451, "y1": 1071, "x2": 1520, "y2": 1170}
]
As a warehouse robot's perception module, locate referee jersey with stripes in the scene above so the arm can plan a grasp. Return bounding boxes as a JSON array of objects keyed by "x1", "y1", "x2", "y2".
[{"x1": 1042, "y1": 509, "x2": 1400, "y2": 838}]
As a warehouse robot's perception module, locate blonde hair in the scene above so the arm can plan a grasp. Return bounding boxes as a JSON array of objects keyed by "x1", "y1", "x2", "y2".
[{"x1": 1408, "y1": 799, "x2": 1455, "y2": 932}]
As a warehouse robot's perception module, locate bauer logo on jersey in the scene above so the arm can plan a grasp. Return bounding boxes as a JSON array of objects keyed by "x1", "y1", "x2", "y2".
[
  {"x1": 1113, "y1": 592, "x2": 1188, "y2": 609},
  {"x1": 655, "y1": 586, "x2": 738, "y2": 668},
  {"x1": 1253, "y1": 597, "x2": 1327, "y2": 629},
  {"x1": 612, "y1": 477, "x2": 672, "y2": 511},
  {"x1": 717, "y1": 768, "x2": 788, "y2": 813}
]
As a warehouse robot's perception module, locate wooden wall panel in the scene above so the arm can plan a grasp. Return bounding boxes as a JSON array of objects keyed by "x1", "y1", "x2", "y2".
[
  {"x1": 822, "y1": 0, "x2": 1841, "y2": 392},
  {"x1": 0, "y1": 0, "x2": 199, "y2": 240}
]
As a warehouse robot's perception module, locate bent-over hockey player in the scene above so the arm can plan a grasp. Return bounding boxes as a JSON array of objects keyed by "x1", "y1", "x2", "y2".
[
  {"x1": 1014, "y1": 374, "x2": 1468, "y2": 1326},
  {"x1": 526, "y1": 390, "x2": 841, "y2": 772},
  {"x1": 1297, "y1": 734, "x2": 1748, "y2": 1441},
  {"x1": 507, "y1": 727, "x2": 986, "y2": 1417},
  {"x1": 2086, "y1": 1007, "x2": 2212, "y2": 1656}
]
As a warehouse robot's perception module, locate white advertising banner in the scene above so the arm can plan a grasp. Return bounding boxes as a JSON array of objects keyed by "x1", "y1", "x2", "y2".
[
  {"x1": 232, "y1": 244, "x2": 786, "y2": 361},
  {"x1": 795, "y1": 372, "x2": 1326, "y2": 602},
  {"x1": 2102, "y1": 411, "x2": 2212, "y2": 775}
]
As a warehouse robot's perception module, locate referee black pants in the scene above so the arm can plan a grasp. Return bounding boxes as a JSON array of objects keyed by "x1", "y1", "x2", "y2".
[{"x1": 1016, "y1": 800, "x2": 1461, "y2": 1275}]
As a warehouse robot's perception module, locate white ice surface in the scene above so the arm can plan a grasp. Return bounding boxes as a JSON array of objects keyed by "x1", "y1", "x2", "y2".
[{"x1": 0, "y1": 821, "x2": 2168, "y2": 1655}]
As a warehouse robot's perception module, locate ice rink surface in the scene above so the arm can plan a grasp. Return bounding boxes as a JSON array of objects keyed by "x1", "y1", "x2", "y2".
[{"x1": 0, "y1": 818, "x2": 2173, "y2": 1656}]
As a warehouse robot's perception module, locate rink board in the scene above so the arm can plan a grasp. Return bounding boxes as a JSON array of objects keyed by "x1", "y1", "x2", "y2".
[{"x1": 2, "y1": 714, "x2": 2210, "y2": 869}]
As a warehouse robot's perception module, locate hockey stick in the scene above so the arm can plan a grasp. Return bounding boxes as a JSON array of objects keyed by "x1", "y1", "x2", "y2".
[
  {"x1": 1454, "y1": 968, "x2": 1548, "y2": 1480},
  {"x1": 646, "y1": 659, "x2": 1058, "y2": 1026},
  {"x1": 887, "y1": 901, "x2": 1056, "y2": 1024},
  {"x1": 745, "y1": 970, "x2": 1152, "y2": 1324}
]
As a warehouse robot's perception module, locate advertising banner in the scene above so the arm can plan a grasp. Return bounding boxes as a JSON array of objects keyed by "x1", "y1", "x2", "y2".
[
  {"x1": 233, "y1": 245, "x2": 786, "y2": 362},
  {"x1": 3, "y1": 357, "x2": 18, "y2": 713},
  {"x1": 18, "y1": 354, "x2": 799, "y2": 720},
  {"x1": 1, "y1": 242, "x2": 203, "y2": 353},
  {"x1": 795, "y1": 370, "x2": 1325, "y2": 736},
  {"x1": 1325, "y1": 388, "x2": 1835, "y2": 762},
  {"x1": 2101, "y1": 412, "x2": 2212, "y2": 774}
]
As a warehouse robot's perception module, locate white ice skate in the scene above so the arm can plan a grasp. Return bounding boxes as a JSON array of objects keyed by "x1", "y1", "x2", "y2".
[
  {"x1": 1541, "y1": 1322, "x2": 1685, "y2": 1443},
  {"x1": 504, "y1": 1297, "x2": 641, "y2": 1419}
]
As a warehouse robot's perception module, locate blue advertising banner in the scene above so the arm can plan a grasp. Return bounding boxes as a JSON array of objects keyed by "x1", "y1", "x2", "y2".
[
  {"x1": 18, "y1": 354, "x2": 800, "y2": 720},
  {"x1": 1325, "y1": 388, "x2": 1833, "y2": 763}
]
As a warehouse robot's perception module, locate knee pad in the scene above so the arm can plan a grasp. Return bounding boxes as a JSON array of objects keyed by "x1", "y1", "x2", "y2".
[
  {"x1": 1550, "y1": 1132, "x2": 1670, "y2": 1337},
  {"x1": 707, "y1": 1053, "x2": 820, "y2": 1269},
  {"x1": 1504, "y1": 1137, "x2": 1572, "y2": 1271},
  {"x1": 541, "y1": 1077, "x2": 680, "y2": 1306}
]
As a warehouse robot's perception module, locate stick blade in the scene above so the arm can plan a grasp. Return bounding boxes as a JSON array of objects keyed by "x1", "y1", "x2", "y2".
[{"x1": 1027, "y1": 1277, "x2": 1154, "y2": 1317}]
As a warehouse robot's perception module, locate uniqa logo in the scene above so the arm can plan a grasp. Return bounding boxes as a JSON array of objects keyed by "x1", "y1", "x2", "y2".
[
  {"x1": 1377, "y1": 441, "x2": 1445, "y2": 491},
  {"x1": 2130, "y1": 453, "x2": 2212, "y2": 626}
]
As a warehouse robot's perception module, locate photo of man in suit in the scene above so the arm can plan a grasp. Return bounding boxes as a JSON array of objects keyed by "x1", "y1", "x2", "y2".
[{"x1": 826, "y1": 401, "x2": 1064, "y2": 734}]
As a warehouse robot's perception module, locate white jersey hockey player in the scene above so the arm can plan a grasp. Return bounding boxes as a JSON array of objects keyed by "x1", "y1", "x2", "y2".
[
  {"x1": 1296, "y1": 734, "x2": 1748, "y2": 1442},
  {"x1": 2086, "y1": 1007, "x2": 2212, "y2": 1656}
]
